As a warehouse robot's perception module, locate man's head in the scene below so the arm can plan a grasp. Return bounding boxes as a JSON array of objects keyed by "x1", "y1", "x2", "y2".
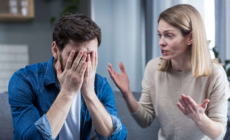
[{"x1": 51, "y1": 14, "x2": 101, "y2": 71}]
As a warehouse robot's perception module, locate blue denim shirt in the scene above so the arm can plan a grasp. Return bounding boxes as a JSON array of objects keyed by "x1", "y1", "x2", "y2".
[{"x1": 8, "y1": 57, "x2": 127, "y2": 140}]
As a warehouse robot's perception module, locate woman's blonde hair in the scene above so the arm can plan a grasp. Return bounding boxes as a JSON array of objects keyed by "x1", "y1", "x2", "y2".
[{"x1": 158, "y1": 4, "x2": 220, "y2": 77}]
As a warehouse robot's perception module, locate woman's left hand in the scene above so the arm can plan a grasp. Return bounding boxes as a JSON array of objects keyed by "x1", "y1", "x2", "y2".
[{"x1": 177, "y1": 94, "x2": 210, "y2": 123}]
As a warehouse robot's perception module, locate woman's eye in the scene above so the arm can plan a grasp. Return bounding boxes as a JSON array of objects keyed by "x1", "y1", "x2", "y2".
[
  {"x1": 167, "y1": 34, "x2": 172, "y2": 38},
  {"x1": 157, "y1": 34, "x2": 162, "y2": 37}
]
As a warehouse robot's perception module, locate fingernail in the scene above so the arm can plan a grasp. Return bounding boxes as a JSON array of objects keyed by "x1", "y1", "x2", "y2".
[
  {"x1": 80, "y1": 51, "x2": 83, "y2": 54},
  {"x1": 72, "y1": 50, "x2": 75, "y2": 54}
]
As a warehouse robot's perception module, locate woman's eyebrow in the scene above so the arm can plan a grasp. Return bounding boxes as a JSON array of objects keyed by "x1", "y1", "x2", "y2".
[{"x1": 157, "y1": 29, "x2": 174, "y2": 33}]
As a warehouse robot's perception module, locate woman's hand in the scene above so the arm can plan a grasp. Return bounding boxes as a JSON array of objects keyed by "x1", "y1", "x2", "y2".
[
  {"x1": 177, "y1": 94, "x2": 210, "y2": 123},
  {"x1": 108, "y1": 62, "x2": 130, "y2": 97}
]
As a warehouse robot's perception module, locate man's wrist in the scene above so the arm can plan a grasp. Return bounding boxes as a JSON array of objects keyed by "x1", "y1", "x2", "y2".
[
  {"x1": 82, "y1": 89, "x2": 97, "y2": 101},
  {"x1": 59, "y1": 88, "x2": 78, "y2": 101}
]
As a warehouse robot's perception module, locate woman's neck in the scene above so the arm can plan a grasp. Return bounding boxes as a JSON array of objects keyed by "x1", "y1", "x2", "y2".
[{"x1": 171, "y1": 51, "x2": 192, "y2": 72}]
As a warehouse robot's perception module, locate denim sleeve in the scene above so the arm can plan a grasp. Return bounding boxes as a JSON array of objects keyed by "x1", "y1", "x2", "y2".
[
  {"x1": 96, "y1": 77, "x2": 127, "y2": 140},
  {"x1": 96, "y1": 115, "x2": 122, "y2": 140},
  {"x1": 35, "y1": 114, "x2": 53, "y2": 139},
  {"x1": 8, "y1": 72, "x2": 47, "y2": 140}
]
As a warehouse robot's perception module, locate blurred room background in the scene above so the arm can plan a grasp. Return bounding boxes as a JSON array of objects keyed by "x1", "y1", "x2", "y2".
[{"x1": 0, "y1": 0, "x2": 229, "y2": 140}]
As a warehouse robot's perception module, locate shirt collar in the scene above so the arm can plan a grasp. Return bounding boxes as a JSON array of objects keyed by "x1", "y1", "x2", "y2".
[{"x1": 44, "y1": 56, "x2": 58, "y2": 86}]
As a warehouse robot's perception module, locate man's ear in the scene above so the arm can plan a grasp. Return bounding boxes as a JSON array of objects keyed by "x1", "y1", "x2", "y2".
[
  {"x1": 187, "y1": 31, "x2": 193, "y2": 46},
  {"x1": 52, "y1": 41, "x2": 59, "y2": 59}
]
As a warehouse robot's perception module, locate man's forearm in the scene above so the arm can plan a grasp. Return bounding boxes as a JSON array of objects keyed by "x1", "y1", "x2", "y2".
[
  {"x1": 195, "y1": 114, "x2": 223, "y2": 139},
  {"x1": 46, "y1": 89, "x2": 75, "y2": 139},
  {"x1": 83, "y1": 92, "x2": 114, "y2": 137}
]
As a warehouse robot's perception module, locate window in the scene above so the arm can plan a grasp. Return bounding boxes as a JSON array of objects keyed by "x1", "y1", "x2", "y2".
[{"x1": 204, "y1": 0, "x2": 215, "y2": 59}]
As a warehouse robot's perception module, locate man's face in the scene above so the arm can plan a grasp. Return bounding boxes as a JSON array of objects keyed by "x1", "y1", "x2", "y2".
[{"x1": 57, "y1": 38, "x2": 98, "y2": 71}]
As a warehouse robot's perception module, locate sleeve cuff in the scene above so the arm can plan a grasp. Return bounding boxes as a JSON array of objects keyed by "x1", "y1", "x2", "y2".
[
  {"x1": 35, "y1": 114, "x2": 53, "y2": 139},
  {"x1": 96, "y1": 115, "x2": 122, "y2": 140}
]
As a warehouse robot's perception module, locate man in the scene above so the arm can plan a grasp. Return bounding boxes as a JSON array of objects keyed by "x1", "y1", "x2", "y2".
[{"x1": 8, "y1": 14, "x2": 127, "y2": 140}]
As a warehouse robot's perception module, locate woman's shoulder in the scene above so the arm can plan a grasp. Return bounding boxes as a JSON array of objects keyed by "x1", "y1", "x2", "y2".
[
  {"x1": 146, "y1": 57, "x2": 162, "y2": 70},
  {"x1": 210, "y1": 62, "x2": 226, "y2": 79}
]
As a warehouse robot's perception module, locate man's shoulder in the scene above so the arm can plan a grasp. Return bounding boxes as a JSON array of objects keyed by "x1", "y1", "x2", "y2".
[
  {"x1": 95, "y1": 73, "x2": 107, "y2": 89},
  {"x1": 14, "y1": 62, "x2": 48, "y2": 78},
  {"x1": 11, "y1": 61, "x2": 48, "y2": 84},
  {"x1": 94, "y1": 73, "x2": 112, "y2": 94}
]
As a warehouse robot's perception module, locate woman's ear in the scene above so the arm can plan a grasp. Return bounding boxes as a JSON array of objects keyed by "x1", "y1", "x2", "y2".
[
  {"x1": 187, "y1": 31, "x2": 193, "y2": 45},
  {"x1": 52, "y1": 41, "x2": 59, "y2": 59}
]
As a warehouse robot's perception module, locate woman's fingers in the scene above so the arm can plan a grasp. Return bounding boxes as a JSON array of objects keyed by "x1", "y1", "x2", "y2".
[
  {"x1": 108, "y1": 67, "x2": 114, "y2": 78},
  {"x1": 177, "y1": 103, "x2": 186, "y2": 114},
  {"x1": 181, "y1": 95, "x2": 195, "y2": 114},
  {"x1": 179, "y1": 97, "x2": 186, "y2": 107},
  {"x1": 201, "y1": 99, "x2": 210, "y2": 109},
  {"x1": 186, "y1": 96, "x2": 197, "y2": 111},
  {"x1": 181, "y1": 94, "x2": 188, "y2": 108},
  {"x1": 108, "y1": 63, "x2": 118, "y2": 75},
  {"x1": 108, "y1": 63, "x2": 114, "y2": 75},
  {"x1": 119, "y1": 62, "x2": 126, "y2": 75}
]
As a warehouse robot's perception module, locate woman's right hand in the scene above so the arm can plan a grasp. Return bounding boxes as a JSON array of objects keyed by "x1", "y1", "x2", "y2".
[{"x1": 108, "y1": 62, "x2": 130, "y2": 97}]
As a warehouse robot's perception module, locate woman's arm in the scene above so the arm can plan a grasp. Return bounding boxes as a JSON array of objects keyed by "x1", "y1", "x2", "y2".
[{"x1": 108, "y1": 62, "x2": 155, "y2": 128}]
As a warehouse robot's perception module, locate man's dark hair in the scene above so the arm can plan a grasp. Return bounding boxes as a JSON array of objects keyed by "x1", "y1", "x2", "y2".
[{"x1": 53, "y1": 14, "x2": 101, "y2": 51}]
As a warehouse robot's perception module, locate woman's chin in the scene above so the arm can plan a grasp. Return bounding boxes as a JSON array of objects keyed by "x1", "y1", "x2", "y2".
[{"x1": 161, "y1": 55, "x2": 172, "y2": 60}]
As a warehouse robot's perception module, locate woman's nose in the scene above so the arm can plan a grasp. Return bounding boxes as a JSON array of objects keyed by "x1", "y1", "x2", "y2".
[{"x1": 159, "y1": 37, "x2": 166, "y2": 46}]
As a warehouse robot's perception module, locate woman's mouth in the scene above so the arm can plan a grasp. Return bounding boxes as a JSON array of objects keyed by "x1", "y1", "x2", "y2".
[{"x1": 161, "y1": 50, "x2": 169, "y2": 55}]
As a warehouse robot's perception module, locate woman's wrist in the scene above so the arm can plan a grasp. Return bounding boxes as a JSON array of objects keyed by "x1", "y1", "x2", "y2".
[
  {"x1": 194, "y1": 113, "x2": 207, "y2": 126},
  {"x1": 122, "y1": 89, "x2": 132, "y2": 100}
]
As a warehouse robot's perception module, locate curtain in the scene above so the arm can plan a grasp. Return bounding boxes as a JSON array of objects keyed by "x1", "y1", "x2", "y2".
[
  {"x1": 215, "y1": 0, "x2": 230, "y2": 62},
  {"x1": 91, "y1": 0, "x2": 145, "y2": 92}
]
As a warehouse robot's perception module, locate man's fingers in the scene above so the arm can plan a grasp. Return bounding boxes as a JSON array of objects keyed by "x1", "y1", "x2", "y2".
[
  {"x1": 66, "y1": 50, "x2": 75, "y2": 70},
  {"x1": 96, "y1": 52, "x2": 98, "y2": 66},
  {"x1": 80, "y1": 62, "x2": 87, "y2": 77},
  {"x1": 91, "y1": 51, "x2": 95, "y2": 67},
  {"x1": 76, "y1": 53, "x2": 87, "y2": 73},
  {"x1": 119, "y1": 62, "x2": 126, "y2": 74},
  {"x1": 72, "y1": 51, "x2": 85, "y2": 71},
  {"x1": 87, "y1": 54, "x2": 91, "y2": 64},
  {"x1": 56, "y1": 60, "x2": 63, "y2": 76}
]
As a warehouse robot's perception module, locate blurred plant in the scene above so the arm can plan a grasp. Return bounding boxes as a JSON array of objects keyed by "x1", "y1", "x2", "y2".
[
  {"x1": 212, "y1": 46, "x2": 230, "y2": 82},
  {"x1": 44, "y1": 0, "x2": 79, "y2": 23}
]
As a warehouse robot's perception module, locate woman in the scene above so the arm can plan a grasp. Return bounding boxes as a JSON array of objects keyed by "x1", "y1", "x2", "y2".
[{"x1": 108, "y1": 4, "x2": 230, "y2": 140}]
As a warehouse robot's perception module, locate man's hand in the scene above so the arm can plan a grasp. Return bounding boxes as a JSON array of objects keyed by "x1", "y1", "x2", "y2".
[
  {"x1": 81, "y1": 51, "x2": 98, "y2": 98},
  {"x1": 57, "y1": 50, "x2": 87, "y2": 98}
]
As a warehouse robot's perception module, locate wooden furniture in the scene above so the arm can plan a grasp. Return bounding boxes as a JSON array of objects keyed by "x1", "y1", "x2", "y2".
[{"x1": 0, "y1": 0, "x2": 34, "y2": 22}]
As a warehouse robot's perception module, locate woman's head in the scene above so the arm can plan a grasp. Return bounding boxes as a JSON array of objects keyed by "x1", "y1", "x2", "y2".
[{"x1": 157, "y1": 4, "x2": 215, "y2": 77}]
